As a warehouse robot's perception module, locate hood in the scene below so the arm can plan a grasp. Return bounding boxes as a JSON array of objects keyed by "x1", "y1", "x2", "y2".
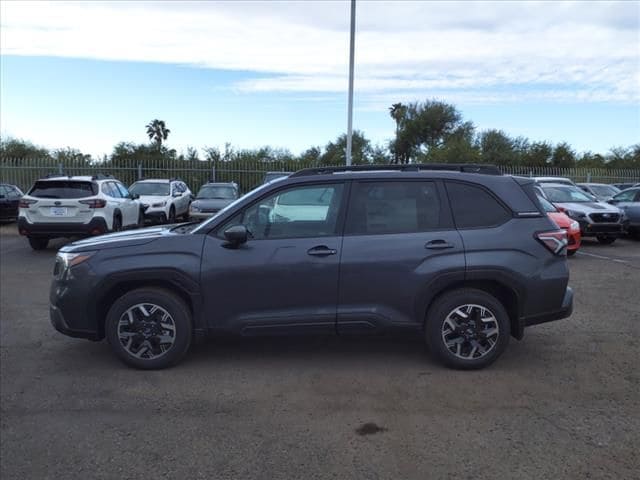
[
  {"x1": 61, "y1": 225, "x2": 175, "y2": 252},
  {"x1": 137, "y1": 195, "x2": 170, "y2": 205},
  {"x1": 548, "y1": 211, "x2": 573, "y2": 228},
  {"x1": 553, "y1": 201, "x2": 621, "y2": 215},
  {"x1": 191, "y1": 198, "x2": 234, "y2": 210}
]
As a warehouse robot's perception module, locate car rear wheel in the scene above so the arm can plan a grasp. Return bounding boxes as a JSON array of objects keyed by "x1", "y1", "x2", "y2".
[
  {"x1": 567, "y1": 249, "x2": 577, "y2": 256},
  {"x1": 168, "y1": 206, "x2": 176, "y2": 223},
  {"x1": 28, "y1": 237, "x2": 49, "y2": 250},
  {"x1": 112, "y1": 214, "x2": 122, "y2": 232},
  {"x1": 105, "y1": 288, "x2": 192, "y2": 369},
  {"x1": 596, "y1": 235, "x2": 616, "y2": 245},
  {"x1": 425, "y1": 289, "x2": 510, "y2": 370},
  {"x1": 183, "y1": 204, "x2": 191, "y2": 221}
]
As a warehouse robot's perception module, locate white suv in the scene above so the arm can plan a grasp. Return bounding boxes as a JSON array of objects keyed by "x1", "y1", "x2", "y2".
[
  {"x1": 18, "y1": 175, "x2": 142, "y2": 250},
  {"x1": 129, "y1": 179, "x2": 192, "y2": 223}
]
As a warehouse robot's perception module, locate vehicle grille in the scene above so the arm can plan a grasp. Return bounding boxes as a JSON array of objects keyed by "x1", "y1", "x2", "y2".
[{"x1": 590, "y1": 213, "x2": 620, "y2": 223}]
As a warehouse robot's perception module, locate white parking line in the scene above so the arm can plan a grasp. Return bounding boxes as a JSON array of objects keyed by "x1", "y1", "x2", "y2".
[{"x1": 577, "y1": 250, "x2": 638, "y2": 268}]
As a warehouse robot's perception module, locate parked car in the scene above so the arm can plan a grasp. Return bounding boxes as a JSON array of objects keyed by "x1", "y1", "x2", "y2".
[
  {"x1": 262, "y1": 171, "x2": 291, "y2": 184},
  {"x1": 537, "y1": 195, "x2": 581, "y2": 256},
  {"x1": 18, "y1": 175, "x2": 142, "y2": 250},
  {"x1": 540, "y1": 183, "x2": 624, "y2": 244},
  {"x1": 609, "y1": 187, "x2": 640, "y2": 238},
  {"x1": 189, "y1": 182, "x2": 240, "y2": 220},
  {"x1": 612, "y1": 183, "x2": 638, "y2": 191},
  {"x1": 577, "y1": 183, "x2": 620, "y2": 201},
  {"x1": 0, "y1": 183, "x2": 23, "y2": 222},
  {"x1": 533, "y1": 176, "x2": 577, "y2": 187},
  {"x1": 50, "y1": 164, "x2": 573, "y2": 370},
  {"x1": 129, "y1": 178, "x2": 192, "y2": 223}
]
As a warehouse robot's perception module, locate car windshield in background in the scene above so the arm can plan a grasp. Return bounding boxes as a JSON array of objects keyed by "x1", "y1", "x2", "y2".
[
  {"x1": 197, "y1": 186, "x2": 236, "y2": 200},
  {"x1": 28, "y1": 181, "x2": 97, "y2": 198},
  {"x1": 130, "y1": 183, "x2": 170, "y2": 196},
  {"x1": 543, "y1": 186, "x2": 593, "y2": 203},
  {"x1": 537, "y1": 195, "x2": 557, "y2": 213},
  {"x1": 590, "y1": 185, "x2": 619, "y2": 197}
]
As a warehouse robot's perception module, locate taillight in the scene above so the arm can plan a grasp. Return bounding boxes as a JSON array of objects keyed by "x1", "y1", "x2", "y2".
[
  {"x1": 536, "y1": 230, "x2": 568, "y2": 255},
  {"x1": 19, "y1": 199, "x2": 36, "y2": 209},
  {"x1": 79, "y1": 199, "x2": 107, "y2": 208}
]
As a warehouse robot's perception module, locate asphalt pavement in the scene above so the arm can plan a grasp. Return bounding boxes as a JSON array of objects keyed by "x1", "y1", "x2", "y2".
[{"x1": 1, "y1": 224, "x2": 638, "y2": 479}]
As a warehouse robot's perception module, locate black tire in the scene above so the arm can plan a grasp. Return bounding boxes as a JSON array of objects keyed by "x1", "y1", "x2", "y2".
[
  {"x1": 168, "y1": 206, "x2": 176, "y2": 224},
  {"x1": 183, "y1": 204, "x2": 191, "y2": 221},
  {"x1": 28, "y1": 237, "x2": 49, "y2": 250},
  {"x1": 137, "y1": 209, "x2": 145, "y2": 228},
  {"x1": 567, "y1": 249, "x2": 577, "y2": 256},
  {"x1": 425, "y1": 288, "x2": 510, "y2": 370},
  {"x1": 112, "y1": 213, "x2": 122, "y2": 232},
  {"x1": 596, "y1": 235, "x2": 616, "y2": 245},
  {"x1": 105, "y1": 287, "x2": 192, "y2": 369}
]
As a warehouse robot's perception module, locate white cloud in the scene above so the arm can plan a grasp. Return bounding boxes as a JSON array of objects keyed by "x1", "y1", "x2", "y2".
[{"x1": 1, "y1": 0, "x2": 639, "y2": 106}]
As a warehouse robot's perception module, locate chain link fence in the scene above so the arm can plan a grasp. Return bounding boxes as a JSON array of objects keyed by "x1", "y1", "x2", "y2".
[{"x1": 1, "y1": 157, "x2": 639, "y2": 194}]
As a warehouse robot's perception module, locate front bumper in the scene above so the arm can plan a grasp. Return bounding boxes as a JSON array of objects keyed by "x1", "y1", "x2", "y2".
[
  {"x1": 50, "y1": 304, "x2": 100, "y2": 340},
  {"x1": 578, "y1": 221, "x2": 623, "y2": 237},
  {"x1": 522, "y1": 286, "x2": 573, "y2": 327},
  {"x1": 18, "y1": 216, "x2": 108, "y2": 238}
]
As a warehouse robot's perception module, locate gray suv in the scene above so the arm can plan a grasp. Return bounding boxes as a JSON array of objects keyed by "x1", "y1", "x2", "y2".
[{"x1": 50, "y1": 164, "x2": 573, "y2": 370}]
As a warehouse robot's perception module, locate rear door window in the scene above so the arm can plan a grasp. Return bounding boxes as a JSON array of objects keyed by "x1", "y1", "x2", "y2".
[
  {"x1": 345, "y1": 181, "x2": 445, "y2": 234},
  {"x1": 445, "y1": 182, "x2": 511, "y2": 228},
  {"x1": 29, "y1": 181, "x2": 97, "y2": 199}
]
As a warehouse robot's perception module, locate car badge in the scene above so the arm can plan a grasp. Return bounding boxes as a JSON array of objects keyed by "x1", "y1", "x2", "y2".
[{"x1": 54, "y1": 201, "x2": 61, "y2": 206}]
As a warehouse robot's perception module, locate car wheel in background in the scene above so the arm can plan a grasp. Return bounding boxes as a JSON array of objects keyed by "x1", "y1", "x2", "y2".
[
  {"x1": 137, "y1": 209, "x2": 145, "y2": 228},
  {"x1": 183, "y1": 204, "x2": 190, "y2": 221},
  {"x1": 567, "y1": 249, "x2": 577, "y2": 256},
  {"x1": 28, "y1": 237, "x2": 49, "y2": 250},
  {"x1": 168, "y1": 206, "x2": 176, "y2": 224},
  {"x1": 105, "y1": 287, "x2": 193, "y2": 369},
  {"x1": 596, "y1": 235, "x2": 616, "y2": 245},
  {"x1": 425, "y1": 288, "x2": 510, "y2": 370},
  {"x1": 112, "y1": 213, "x2": 122, "y2": 232}
]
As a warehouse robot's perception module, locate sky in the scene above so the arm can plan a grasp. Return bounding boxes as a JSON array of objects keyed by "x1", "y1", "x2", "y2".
[{"x1": 1, "y1": 0, "x2": 639, "y2": 159}]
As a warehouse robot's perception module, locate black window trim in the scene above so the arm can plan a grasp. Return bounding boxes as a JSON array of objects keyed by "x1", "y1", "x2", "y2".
[
  {"x1": 443, "y1": 179, "x2": 514, "y2": 230},
  {"x1": 212, "y1": 179, "x2": 352, "y2": 241},
  {"x1": 342, "y1": 178, "x2": 454, "y2": 237}
]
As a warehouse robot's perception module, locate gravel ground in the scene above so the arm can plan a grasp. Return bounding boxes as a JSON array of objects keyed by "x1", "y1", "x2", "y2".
[{"x1": 1, "y1": 224, "x2": 639, "y2": 479}]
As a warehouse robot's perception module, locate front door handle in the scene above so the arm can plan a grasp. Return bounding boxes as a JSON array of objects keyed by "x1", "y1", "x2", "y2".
[
  {"x1": 307, "y1": 246, "x2": 338, "y2": 256},
  {"x1": 425, "y1": 239, "x2": 454, "y2": 250}
]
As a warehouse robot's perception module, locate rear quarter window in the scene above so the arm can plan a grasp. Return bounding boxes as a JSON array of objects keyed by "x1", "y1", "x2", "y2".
[
  {"x1": 445, "y1": 182, "x2": 511, "y2": 228},
  {"x1": 28, "y1": 181, "x2": 97, "y2": 199}
]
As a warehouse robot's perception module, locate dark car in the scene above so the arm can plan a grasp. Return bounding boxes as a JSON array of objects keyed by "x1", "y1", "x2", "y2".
[
  {"x1": 609, "y1": 187, "x2": 640, "y2": 238},
  {"x1": 612, "y1": 183, "x2": 639, "y2": 191},
  {"x1": 189, "y1": 182, "x2": 239, "y2": 220},
  {"x1": 0, "y1": 183, "x2": 23, "y2": 222},
  {"x1": 50, "y1": 164, "x2": 573, "y2": 370}
]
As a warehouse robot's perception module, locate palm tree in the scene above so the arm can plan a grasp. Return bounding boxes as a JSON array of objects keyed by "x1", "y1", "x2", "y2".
[
  {"x1": 145, "y1": 119, "x2": 171, "y2": 149},
  {"x1": 389, "y1": 103, "x2": 407, "y2": 163}
]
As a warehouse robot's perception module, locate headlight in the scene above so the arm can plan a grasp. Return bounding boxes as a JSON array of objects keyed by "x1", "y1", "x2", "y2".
[
  {"x1": 151, "y1": 201, "x2": 167, "y2": 208},
  {"x1": 566, "y1": 210, "x2": 586, "y2": 219},
  {"x1": 56, "y1": 251, "x2": 95, "y2": 271},
  {"x1": 570, "y1": 221, "x2": 580, "y2": 231}
]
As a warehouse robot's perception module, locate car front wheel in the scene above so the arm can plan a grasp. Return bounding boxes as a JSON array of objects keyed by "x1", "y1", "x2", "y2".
[
  {"x1": 28, "y1": 237, "x2": 49, "y2": 250},
  {"x1": 425, "y1": 289, "x2": 510, "y2": 370},
  {"x1": 105, "y1": 288, "x2": 193, "y2": 369},
  {"x1": 596, "y1": 235, "x2": 616, "y2": 245}
]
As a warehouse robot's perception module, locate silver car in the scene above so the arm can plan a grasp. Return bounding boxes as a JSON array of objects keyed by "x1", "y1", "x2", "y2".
[
  {"x1": 577, "y1": 183, "x2": 620, "y2": 201},
  {"x1": 609, "y1": 187, "x2": 640, "y2": 238},
  {"x1": 540, "y1": 183, "x2": 624, "y2": 244},
  {"x1": 190, "y1": 182, "x2": 239, "y2": 220}
]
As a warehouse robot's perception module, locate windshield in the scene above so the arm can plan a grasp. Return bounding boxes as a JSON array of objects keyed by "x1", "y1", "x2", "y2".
[
  {"x1": 543, "y1": 186, "x2": 593, "y2": 203},
  {"x1": 537, "y1": 195, "x2": 557, "y2": 213},
  {"x1": 28, "y1": 180, "x2": 97, "y2": 198},
  {"x1": 197, "y1": 185, "x2": 236, "y2": 200},
  {"x1": 130, "y1": 182, "x2": 170, "y2": 196},
  {"x1": 192, "y1": 182, "x2": 273, "y2": 234},
  {"x1": 589, "y1": 185, "x2": 619, "y2": 197}
]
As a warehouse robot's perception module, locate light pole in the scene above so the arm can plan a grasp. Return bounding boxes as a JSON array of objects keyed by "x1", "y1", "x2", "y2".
[{"x1": 345, "y1": 0, "x2": 356, "y2": 166}]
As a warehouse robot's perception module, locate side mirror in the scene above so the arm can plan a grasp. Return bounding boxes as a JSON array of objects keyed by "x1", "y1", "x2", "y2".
[
  {"x1": 223, "y1": 225, "x2": 248, "y2": 246},
  {"x1": 130, "y1": 193, "x2": 140, "y2": 200},
  {"x1": 173, "y1": 192, "x2": 182, "y2": 197},
  {"x1": 607, "y1": 199, "x2": 618, "y2": 204}
]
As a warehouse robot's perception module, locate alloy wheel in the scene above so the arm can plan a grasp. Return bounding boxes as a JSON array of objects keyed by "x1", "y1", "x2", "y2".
[
  {"x1": 117, "y1": 303, "x2": 177, "y2": 360},
  {"x1": 441, "y1": 304, "x2": 500, "y2": 360}
]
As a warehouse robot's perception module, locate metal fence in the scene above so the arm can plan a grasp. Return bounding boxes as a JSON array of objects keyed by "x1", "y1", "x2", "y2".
[{"x1": 1, "y1": 157, "x2": 639, "y2": 194}]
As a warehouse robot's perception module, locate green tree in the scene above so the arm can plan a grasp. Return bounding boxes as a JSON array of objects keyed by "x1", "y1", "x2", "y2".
[
  {"x1": 389, "y1": 102, "x2": 408, "y2": 163},
  {"x1": 145, "y1": 119, "x2": 171, "y2": 149},
  {"x1": 321, "y1": 130, "x2": 373, "y2": 165},
  {"x1": 479, "y1": 129, "x2": 517, "y2": 165},
  {"x1": 551, "y1": 142, "x2": 576, "y2": 168},
  {"x1": 0, "y1": 137, "x2": 51, "y2": 160},
  {"x1": 521, "y1": 141, "x2": 552, "y2": 167}
]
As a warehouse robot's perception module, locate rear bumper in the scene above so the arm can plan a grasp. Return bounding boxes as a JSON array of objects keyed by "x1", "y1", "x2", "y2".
[
  {"x1": 522, "y1": 286, "x2": 573, "y2": 327},
  {"x1": 18, "y1": 216, "x2": 108, "y2": 237}
]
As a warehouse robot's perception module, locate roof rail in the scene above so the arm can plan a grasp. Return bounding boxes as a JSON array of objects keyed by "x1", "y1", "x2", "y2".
[
  {"x1": 290, "y1": 163, "x2": 502, "y2": 177},
  {"x1": 42, "y1": 173, "x2": 70, "y2": 179},
  {"x1": 91, "y1": 174, "x2": 114, "y2": 180}
]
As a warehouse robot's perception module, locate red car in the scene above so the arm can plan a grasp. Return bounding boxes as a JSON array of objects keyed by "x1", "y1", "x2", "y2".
[{"x1": 538, "y1": 195, "x2": 581, "y2": 255}]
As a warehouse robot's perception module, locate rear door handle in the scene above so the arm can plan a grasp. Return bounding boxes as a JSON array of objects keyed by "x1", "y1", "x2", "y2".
[
  {"x1": 307, "y1": 246, "x2": 338, "y2": 256},
  {"x1": 425, "y1": 239, "x2": 454, "y2": 250}
]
